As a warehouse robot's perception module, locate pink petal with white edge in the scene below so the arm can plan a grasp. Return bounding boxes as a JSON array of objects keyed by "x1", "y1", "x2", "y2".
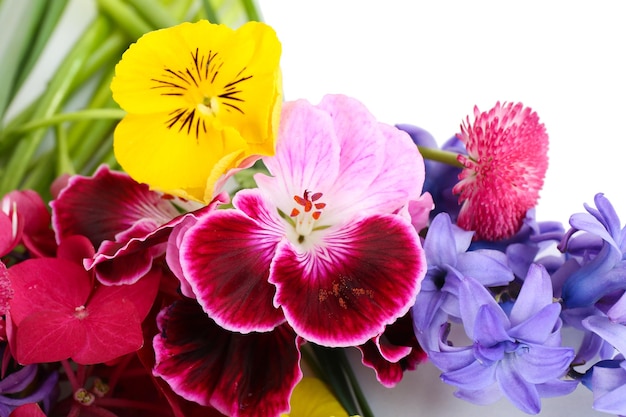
[
  {"x1": 181, "y1": 189, "x2": 286, "y2": 333},
  {"x1": 153, "y1": 299, "x2": 302, "y2": 417},
  {"x1": 270, "y1": 213, "x2": 426, "y2": 347},
  {"x1": 255, "y1": 99, "x2": 341, "y2": 216}
]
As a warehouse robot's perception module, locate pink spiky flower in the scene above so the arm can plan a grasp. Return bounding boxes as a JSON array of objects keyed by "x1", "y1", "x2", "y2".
[{"x1": 453, "y1": 102, "x2": 549, "y2": 241}]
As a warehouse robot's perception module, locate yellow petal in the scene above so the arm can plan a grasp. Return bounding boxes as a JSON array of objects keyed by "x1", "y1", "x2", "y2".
[
  {"x1": 281, "y1": 377, "x2": 349, "y2": 417},
  {"x1": 113, "y1": 113, "x2": 247, "y2": 201},
  {"x1": 110, "y1": 20, "x2": 282, "y2": 202}
]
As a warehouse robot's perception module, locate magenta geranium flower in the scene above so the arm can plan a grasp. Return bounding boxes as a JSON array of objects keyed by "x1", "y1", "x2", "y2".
[
  {"x1": 179, "y1": 94, "x2": 427, "y2": 346},
  {"x1": 453, "y1": 102, "x2": 549, "y2": 241}
]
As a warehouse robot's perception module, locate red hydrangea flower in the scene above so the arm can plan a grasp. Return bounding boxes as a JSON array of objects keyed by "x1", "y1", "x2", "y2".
[
  {"x1": 6, "y1": 239, "x2": 160, "y2": 365},
  {"x1": 453, "y1": 102, "x2": 549, "y2": 241}
]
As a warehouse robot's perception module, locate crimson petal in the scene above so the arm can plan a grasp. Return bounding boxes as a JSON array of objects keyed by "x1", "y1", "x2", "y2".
[
  {"x1": 181, "y1": 191, "x2": 285, "y2": 332},
  {"x1": 8, "y1": 258, "x2": 144, "y2": 365},
  {"x1": 357, "y1": 313, "x2": 427, "y2": 387},
  {"x1": 153, "y1": 299, "x2": 302, "y2": 417},
  {"x1": 51, "y1": 165, "x2": 179, "y2": 248},
  {"x1": 271, "y1": 214, "x2": 426, "y2": 347}
]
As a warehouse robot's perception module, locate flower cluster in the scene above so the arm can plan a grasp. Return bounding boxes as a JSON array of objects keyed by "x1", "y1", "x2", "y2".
[{"x1": 2, "y1": 7, "x2": 626, "y2": 417}]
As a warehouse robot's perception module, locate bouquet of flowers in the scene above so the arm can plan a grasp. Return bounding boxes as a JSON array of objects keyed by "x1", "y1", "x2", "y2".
[{"x1": 1, "y1": 1, "x2": 625, "y2": 417}]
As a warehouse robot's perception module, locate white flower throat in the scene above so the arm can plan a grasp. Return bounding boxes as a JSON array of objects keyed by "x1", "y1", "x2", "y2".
[{"x1": 289, "y1": 190, "x2": 326, "y2": 239}]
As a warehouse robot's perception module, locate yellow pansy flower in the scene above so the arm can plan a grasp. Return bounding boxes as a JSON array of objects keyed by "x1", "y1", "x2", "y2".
[
  {"x1": 111, "y1": 20, "x2": 282, "y2": 203},
  {"x1": 282, "y1": 377, "x2": 351, "y2": 417}
]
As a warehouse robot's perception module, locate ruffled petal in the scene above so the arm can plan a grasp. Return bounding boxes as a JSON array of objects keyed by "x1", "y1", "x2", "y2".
[
  {"x1": 51, "y1": 165, "x2": 179, "y2": 248},
  {"x1": 181, "y1": 190, "x2": 286, "y2": 332},
  {"x1": 357, "y1": 313, "x2": 426, "y2": 387},
  {"x1": 153, "y1": 299, "x2": 302, "y2": 417},
  {"x1": 88, "y1": 193, "x2": 227, "y2": 286},
  {"x1": 270, "y1": 214, "x2": 425, "y2": 347}
]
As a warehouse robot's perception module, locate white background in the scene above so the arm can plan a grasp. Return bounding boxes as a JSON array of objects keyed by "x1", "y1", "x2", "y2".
[
  {"x1": 260, "y1": 1, "x2": 626, "y2": 228},
  {"x1": 17, "y1": 1, "x2": 625, "y2": 416}
]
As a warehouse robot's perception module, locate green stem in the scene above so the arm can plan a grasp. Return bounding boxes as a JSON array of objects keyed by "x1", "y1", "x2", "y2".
[
  {"x1": 96, "y1": 0, "x2": 153, "y2": 39},
  {"x1": 12, "y1": 0, "x2": 70, "y2": 93},
  {"x1": 0, "y1": 0, "x2": 48, "y2": 120},
  {"x1": 5, "y1": 108, "x2": 124, "y2": 137},
  {"x1": 308, "y1": 344, "x2": 359, "y2": 416},
  {"x1": 55, "y1": 124, "x2": 75, "y2": 177},
  {"x1": 240, "y1": 0, "x2": 262, "y2": 21},
  {"x1": 73, "y1": 119, "x2": 116, "y2": 174},
  {"x1": 417, "y1": 146, "x2": 464, "y2": 168},
  {"x1": 300, "y1": 344, "x2": 325, "y2": 381},
  {"x1": 126, "y1": 0, "x2": 178, "y2": 29},
  {"x1": 201, "y1": 0, "x2": 220, "y2": 22},
  {"x1": 337, "y1": 349, "x2": 375, "y2": 417}
]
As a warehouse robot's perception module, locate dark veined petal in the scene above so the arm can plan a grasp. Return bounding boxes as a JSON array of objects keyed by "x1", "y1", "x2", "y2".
[
  {"x1": 52, "y1": 165, "x2": 179, "y2": 249},
  {"x1": 153, "y1": 299, "x2": 302, "y2": 417},
  {"x1": 87, "y1": 193, "x2": 227, "y2": 286},
  {"x1": 181, "y1": 190, "x2": 286, "y2": 332},
  {"x1": 270, "y1": 214, "x2": 426, "y2": 347}
]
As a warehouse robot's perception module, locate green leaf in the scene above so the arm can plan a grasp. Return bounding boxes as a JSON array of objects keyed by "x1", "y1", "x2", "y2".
[
  {"x1": 0, "y1": 0, "x2": 47, "y2": 121},
  {"x1": 11, "y1": 0, "x2": 70, "y2": 94}
]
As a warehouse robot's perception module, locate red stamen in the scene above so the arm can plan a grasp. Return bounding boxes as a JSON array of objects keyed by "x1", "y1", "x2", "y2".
[
  {"x1": 312, "y1": 211, "x2": 321, "y2": 220},
  {"x1": 290, "y1": 208, "x2": 300, "y2": 217}
]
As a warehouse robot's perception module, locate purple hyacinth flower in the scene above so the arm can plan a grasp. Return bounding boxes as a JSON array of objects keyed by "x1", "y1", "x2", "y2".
[
  {"x1": 412, "y1": 212, "x2": 513, "y2": 351},
  {"x1": 0, "y1": 364, "x2": 58, "y2": 416},
  {"x1": 582, "y1": 314, "x2": 626, "y2": 415},
  {"x1": 428, "y1": 264, "x2": 576, "y2": 414},
  {"x1": 560, "y1": 193, "x2": 626, "y2": 308}
]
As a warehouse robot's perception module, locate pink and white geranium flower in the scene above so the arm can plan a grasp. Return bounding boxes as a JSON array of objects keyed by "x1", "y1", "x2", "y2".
[{"x1": 179, "y1": 94, "x2": 427, "y2": 346}]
